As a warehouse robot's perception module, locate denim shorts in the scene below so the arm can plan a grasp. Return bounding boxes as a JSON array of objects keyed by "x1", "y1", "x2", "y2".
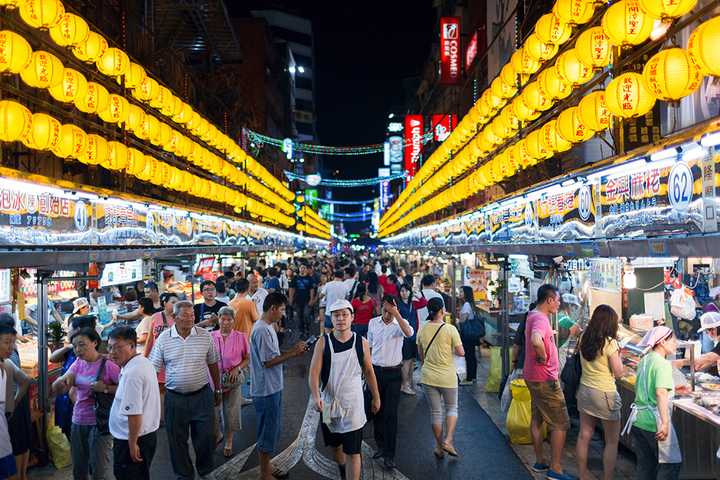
[{"x1": 254, "y1": 391, "x2": 283, "y2": 454}]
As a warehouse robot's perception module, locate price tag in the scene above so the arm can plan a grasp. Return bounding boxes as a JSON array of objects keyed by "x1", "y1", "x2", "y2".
[{"x1": 668, "y1": 162, "x2": 693, "y2": 210}]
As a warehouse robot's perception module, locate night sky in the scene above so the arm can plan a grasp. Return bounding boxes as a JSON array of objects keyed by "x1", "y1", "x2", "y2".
[{"x1": 228, "y1": 1, "x2": 436, "y2": 231}]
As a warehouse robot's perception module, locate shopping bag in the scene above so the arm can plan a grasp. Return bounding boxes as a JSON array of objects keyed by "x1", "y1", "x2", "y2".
[
  {"x1": 500, "y1": 369, "x2": 523, "y2": 413},
  {"x1": 454, "y1": 355, "x2": 467, "y2": 381},
  {"x1": 484, "y1": 346, "x2": 502, "y2": 392},
  {"x1": 506, "y1": 379, "x2": 533, "y2": 445},
  {"x1": 46, "y1": 413, "x2": 71, "y2": 469},
  {"x1": 670, "y1": 287, "x2": 696, "y2": 320}
]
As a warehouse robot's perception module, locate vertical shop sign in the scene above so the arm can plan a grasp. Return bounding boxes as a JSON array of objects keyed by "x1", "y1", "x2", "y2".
[
  {"x1": 466, "y1": 30, "x2": 478, "y2": 72},
  {"x1": 431, "y1": 114, "x2": 458, "y2": 142},
  {"x1": 404, "y1": 115, "x2": 424, "y2": 180},
  {"x1": 440, "y1": 17, "x2": 461, "y2": 84}
]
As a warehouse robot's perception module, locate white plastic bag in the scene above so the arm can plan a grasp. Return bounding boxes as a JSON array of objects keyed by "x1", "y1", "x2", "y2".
[
  {"x1": 670, "y1": 287, "x2": 696, "y2": 320},
  {"x1": 500, "y1": 369, "x2": 523, "y2": 413},
  {"x1": 454, "y1": 355, "x2": 467, "y2": 381}
]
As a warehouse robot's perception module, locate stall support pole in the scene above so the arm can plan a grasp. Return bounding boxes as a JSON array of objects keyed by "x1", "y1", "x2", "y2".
[
  {"x1": 501, "y1": 258, "x2": 510, "y2": 380},
  {"x1": 36, "y1": 270, "x2": 53, "y2": 437},
  {"x1": 450, "y1": 257, "x2": 457, "y2": 321}
]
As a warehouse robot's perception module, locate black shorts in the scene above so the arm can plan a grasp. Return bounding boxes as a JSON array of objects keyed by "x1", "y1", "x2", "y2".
[{"x1": 320, "y1": 423, "x2": 363, "y2": 455}]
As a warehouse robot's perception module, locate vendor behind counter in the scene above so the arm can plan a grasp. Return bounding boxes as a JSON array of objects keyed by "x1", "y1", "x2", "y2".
[{"x1": 693, "y1": 312, "x2": 720, "y2": 376}]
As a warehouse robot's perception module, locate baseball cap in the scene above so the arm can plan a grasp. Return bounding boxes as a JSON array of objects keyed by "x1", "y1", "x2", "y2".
[
  {"x1": 72, "y1": 297, "x2": 90, "y2": 314},
  {"x1": 698, "y1": 312, "x2": 720, "y2": 332},
  {"x1": 328, "y1": 299, "x2": 354, "y2": 314}
]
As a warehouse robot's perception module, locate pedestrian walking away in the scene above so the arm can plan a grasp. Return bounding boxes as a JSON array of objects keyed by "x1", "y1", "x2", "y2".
[
  {"x1": 397, "y1": 284, "x2": 419, "y2": 395},
  {"x1": 367, "y1": 294, "x2": 414, "y2": 469}
]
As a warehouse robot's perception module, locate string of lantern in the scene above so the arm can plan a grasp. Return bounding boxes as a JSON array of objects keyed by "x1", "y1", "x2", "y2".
[
  {"x1": 285, "y1": 170, "x2": 406, "y2": 187},
  {"x1": 380, "y1": 0, "x2": 716, "y2": 237}
]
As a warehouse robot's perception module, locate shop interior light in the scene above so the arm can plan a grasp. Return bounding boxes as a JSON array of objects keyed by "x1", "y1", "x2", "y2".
[
  {"x1": 682, "y1": 144, "x2": 705, "y2": 161},
  {"x1": 623, "y1": 266, "x2": 637, "y2": 289},
  {"x1": 649, "y1": 147, "x2": 679, "y2": 162},
  {"x1": 701, "y1": 132, "x2": 720, "y2": 147},
  {"x1": 561, "y1": 178, "x2": 576, "y2": 187}
]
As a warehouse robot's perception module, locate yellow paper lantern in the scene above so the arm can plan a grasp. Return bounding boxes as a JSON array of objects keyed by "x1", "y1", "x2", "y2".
[
  {"x1": 557, "y1": 49, "x2": 594, "y2": 85},
  {"x1": 72, "y1": 32, "x2": 107, "y2": 63},
  {"x1": 557, "y1": 106, "x2": 595, "y2": 142},
  {"x1": 525, "y1": 129, "x2": 552, "y2": 160},
  {"x1": 106, "y1": 141, "x2": 128, "y2": 171},
  {"x1": 638, "y1": 0, "x2": 697, "y2": 19},
  {"x1": 172, "y1": 102, "x2": 192, "y2": 124},
  {"x1": 575, "y1": 27, "x2": 612, "y2": 68},
  {"x1": 505, "y1": 144, "x2": 521, "y2": 172},
  {"x1": 605, "y1": 72, "x2": 656, "y2": 118},
  {"x1": 84, "y1": 134, "x2": 108, "y2": 165},
  {"x1": 133, "y1": 76, "x2": 159, "y2": 102},
  {"x1": 23, "y1": 112, "x2": 60, "y2": 150},
  {"x1": 643, "y1": 48, "x2": 702, "y2": 101},
  {"x1": 99, "y1": 94, "x2": 129, "y2": 124},
  {"x1": 124, "y1": 62, "x2": 146, "y2": 89},
  {"x1": 512, "y1": 96, "x2": 540, "y2": 122},
  {"x1": 491, "y1": 77, "x2": 516, "y2": 99},
  {"x1": 96, "y1": 47, "x2": 129, "y2": 77},
  {"x1": 0, "y1": 0, "x2": 19, "y2": 7},
  {"x1": 535, "y1": 14, "x2": 572, "y2": 45},
  {"x1": 541, "y1": 120, "x2": 573, "y2": 153},
  {"x1": 74, "y1": 82, "x2": 109, "y2": 114},
  {"x1": 161, "y1": 92, "x2": 177, "y2": 117},
  {"x1": 517, "y1": 139, "x2": 535, "y2": 168},
  {"x1": 687, "y1": 17, "x2": 720, "y2": 77},
  {"x1": 525, "y1": 33, "x2": 559, "y2": 62},
  {"x1": 156, "y1": 122, "x2": 172, "y2": 148},
  {"x1": 499, "y1": 106, "x2": 520, "y2": 133},
  {"x1": 136, "y1": 156, "x2": 156, "y2": 181},
  {"x1": 500, "y1": 63, "x2": 517, "y2": 87},
  {"x1": 126, "y1": 148, "x2": 145, "y2": 175},
  {"x1": 578, "y1": 91, "x2": 612, "y2": 131},
  {"x1": 522, "y1": 81, "x2": 552, "y2": 112},
  {"x1": 0, "y1": 100, "x2": 31, "y2": 142},
  {"x1": 139, "y1": 114, "x2": 160, "y2": 141},
  {"x1": 19, "y1": 0, "x2": 64, "y2": 29},
  {"x1": 20, "y1": 50, "x2": 63, "y2": 88},
  {"x1": 539, "y1": 66, "x2": 572, "y2": 100},
  {"x1": 602, "y1": 0, "x2": 657, "y2": 46},
  {"x1": 491, "y1": 118, "x2": 512, "y2": 141},
  {"x1": 150, "y1": 85, "x2": 171, "y2": 110},
  {"x1": 553, "y1": 0, "x2": 596, "y2": 25},
  {"x1": 0, "y1": 30, "x2": 32, "y2": 74},
  {"x1": 53, "y1": 123, "x2": 86, "y2": 159},
  {"x1": 48, "y1": 68, "x2": 88, "y2": 103},
  {"x1": 49, "y1": 13, "x2": 89, "y2": 46},
  {"x1": 511, "y1": 48, "x2": 540, "y2": 75},
  {"x1": 124, "y1": 104, "x2": 145, "y2": 133}
]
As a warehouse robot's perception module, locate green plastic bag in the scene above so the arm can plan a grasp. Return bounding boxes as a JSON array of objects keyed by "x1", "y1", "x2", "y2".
[
  {"x1": 506, "y1": 379, "x2": 533, "y2": 444},
  {"x1": 484, "y1": 346, "x2": 502, "y2": 392},
  {"x1": 46, "y1": 414, "x2": 71, "y2": 469}
]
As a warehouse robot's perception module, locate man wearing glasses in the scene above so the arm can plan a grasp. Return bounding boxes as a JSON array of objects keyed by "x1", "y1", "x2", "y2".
[
  {"x1": 108, "y1": 326, "x2": 161, "y2": 480},
  {"x1": 194, "y1": 280, "x2": 228, "y2": 331}
]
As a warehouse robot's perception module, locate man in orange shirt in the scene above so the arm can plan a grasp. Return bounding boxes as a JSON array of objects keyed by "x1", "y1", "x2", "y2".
[{"x1": 230, "y1": 278, "x2": 259, "y2": 338}]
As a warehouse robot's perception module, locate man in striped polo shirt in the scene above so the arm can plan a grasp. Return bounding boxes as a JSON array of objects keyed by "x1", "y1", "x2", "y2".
[{"x1": 149, "y1": 300, "x2": 221, "y2": 479}]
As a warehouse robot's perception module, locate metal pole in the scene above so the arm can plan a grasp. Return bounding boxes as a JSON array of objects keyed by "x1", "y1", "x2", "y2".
[
  {"x1": 450, "y1": 256, "x2": 457, "y2": 321},
  {"x1": 501, "y1": 258, "x2": 510, "y2": 380},
  {"x1": 36, "y1": 270, "x2": 51, "y2": 432}
]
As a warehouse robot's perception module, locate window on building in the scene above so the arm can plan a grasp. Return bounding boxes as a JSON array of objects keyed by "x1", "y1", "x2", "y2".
[{"x1": 295, "y1": 99, "x2": 314, "y2": 112}]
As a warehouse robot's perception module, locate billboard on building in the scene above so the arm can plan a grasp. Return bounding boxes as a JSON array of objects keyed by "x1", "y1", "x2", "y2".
[
  {"x1": 439, "y1": 17, "x2": 461, "y2": 85},
  {"x1": 389, "y1": 136, "x2": 403, "y2": 174},
  {"x1": 431, "y1": 114, "x2": 458, "y2": 142},
  {"x1": 404, "y1": 115, "x2": 424, "y2": 180}
]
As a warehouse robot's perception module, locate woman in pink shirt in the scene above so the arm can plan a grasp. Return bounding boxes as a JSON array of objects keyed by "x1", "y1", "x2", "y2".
[{"x1": 212, "y1": 306, "x2": 250, "y2": 457}]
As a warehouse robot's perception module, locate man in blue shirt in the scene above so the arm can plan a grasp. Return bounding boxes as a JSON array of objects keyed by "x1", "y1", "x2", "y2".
[{"x1": 288, "y1": 264, "x2": 316, "y2": 337}]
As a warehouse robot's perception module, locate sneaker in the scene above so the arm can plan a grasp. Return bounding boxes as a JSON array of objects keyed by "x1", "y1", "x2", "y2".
[
  {"x1": 531, "y1": 463, "x2": 550, "y2": 473},
  {"x1": 546, "y1": 470, "x2": 577, "y2": 480},
  {"x1": 459, "y1": 380, "x2": 475, "y2": 386},
  {"x1": 400, "y1": 387, "x2": 416, "y2": 395},
  {"x1": 383, "y1": 457, "x2": 397, "y2": 470},
  {"x1": 241, "y1": 398, "x2": 253, "y2": 406}
]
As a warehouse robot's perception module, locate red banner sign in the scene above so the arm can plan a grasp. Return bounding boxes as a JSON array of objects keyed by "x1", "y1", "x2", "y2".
[
  {"x1": 440, "y1": 17, "x2": 461, "y2": 84},
  {"x1": 431, "y1": 114, "x2": 457, "y2": 142},
  {"x1": 466, "y1": 31, "x2": 478, "y2": 72},
  {"x1": 404, "y1": 115, "x2": 424, "y2": 180}
]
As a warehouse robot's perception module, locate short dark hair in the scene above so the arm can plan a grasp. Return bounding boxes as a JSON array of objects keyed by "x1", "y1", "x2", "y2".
[
  {"x1": 334, "y1": 269, "x2": 343, "y2": 279},
  {"x1": 382, "y1": 294, "x2": 397, "y2": 305},
  {"x1": 235, "y1": 278, "x2": 249, "y2": 294},
  {"x1": 421, "y1": 274, "x2": 436, "y2": 287},
  {"x1": 71, "y1": 315, "x2": 97, "y2": 330},
  {"x1": 139, "y1": 297, "x2": 155, "y2": 315},
  {"x1": 263, "y1": 292, "x2": 287, "y2": 312},
  {"x1": 200, "y1": 280, "x2": 216, "y2": 291},
  {"x1": 124, "y1": 288, "x2": 138, "y2": 302},
  {"x1": 537, "y1": 284, "x2": 560, "y2": 305},
  {"x1": 70, "y1": 327, "x2": 101, "y2": 347},
  {"x1": 160, "y1": 292, "x2": 179, "y2": 305},
  {"x1": 381, "y1": 265, "x2": 387, "y2": 274},
  {"x1": 344, "y1": 266, "x2": 355, "y2": 277},
  {"x1": 0, "y1": 324, "x2": 16, "y2": 337},
  {"x1": 215, "y1": 278, "x2": 227, "y2": 294},
  {"x1": 108, "y1": 325, "x2": 137, "y2": 346},
  {"x1": 0, "y1": 313, "x2": 14, "y2": 328},
  {"x1": 144, "y1": 281, "x2": 159, "y2": 293}
]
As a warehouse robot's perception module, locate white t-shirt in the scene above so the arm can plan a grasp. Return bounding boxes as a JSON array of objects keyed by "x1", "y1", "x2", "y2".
[
  {"x1": 343, "y1": 278, "x2": 358, "y2": 299},
  {"x1": 460, "y1": 302, "x2": 474, "y2": 320},
  {"x1": 324, "y1": 280, "x2": 349, "y2": 311},
  {"x1": 417, "y1": 288, "x2": 445, "y2": 329},
  {"x1": 251, "y1": 288, "x2": 269, "y2": 317},
  {"x1": 135, "y1": 316, "x2": 153, "y2": 352},
  {"x1": 110, "y1": 354, "x2": 161, "y2": 440}
]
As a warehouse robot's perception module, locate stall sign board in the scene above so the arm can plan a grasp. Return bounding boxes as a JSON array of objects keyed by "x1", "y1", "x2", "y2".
[
  {"x1": 99, "y1": 259, "x2": 143, "y2": 288},
  {"x1": 535, "y1": 184, "x2": 596, "y2": 241},
  {"x1": 195, "y1": 257, "x2": 216, "y2": 277},
  {"x1": 487, "y1": 199, "x2": 535, "y2": 242}
]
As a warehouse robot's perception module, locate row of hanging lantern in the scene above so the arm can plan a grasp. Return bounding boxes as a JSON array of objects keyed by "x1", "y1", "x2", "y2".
[
  {"x1": 296, "y1": 205, "x2": 331, "y2": 238},
  {"x1": 380, "y1": 0, "x2": 716, "y2": 237},
  {"x1": 0, "y1": 1, "x2": 296, "y2": 204},
  {"x1": 380, "y1": 10, "x2": 719, "y2": 237}
]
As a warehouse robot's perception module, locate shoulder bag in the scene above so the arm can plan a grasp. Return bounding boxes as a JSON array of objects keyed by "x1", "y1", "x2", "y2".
[{"x1": 93, "y1": 358, "x2": 114, "y2": 435}]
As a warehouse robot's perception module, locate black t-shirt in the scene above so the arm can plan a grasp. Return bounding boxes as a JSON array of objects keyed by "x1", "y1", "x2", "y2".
[
  {"x1": 320, "y1": 333, "x2": 364, "y2": 389},
  {"x1": 193, "y1": 300, "x2": 227, "y2": 330},
  {"x1": 290, "y1": 275, "x2": 315, "y2": 305},
  {"x1": 514, "y1": 319, "x2": 527, "y2": 368}
]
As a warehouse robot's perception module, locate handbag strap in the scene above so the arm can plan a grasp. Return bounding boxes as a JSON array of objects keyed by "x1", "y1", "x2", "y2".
[
  {"x1": 95, "y1": 357, "x2": 107, "y2": 382},
  {"x1": 424, "y1": 323, "x2": 445, "y2": 356}
]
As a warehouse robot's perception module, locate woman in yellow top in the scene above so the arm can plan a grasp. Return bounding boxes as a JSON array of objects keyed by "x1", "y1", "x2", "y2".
[
  {"x1": 575, "y1": 305, "x2": 625, "y2": 480},
  {"x1": 417, "y1": 297, "x2": 464, "y2": 459}
]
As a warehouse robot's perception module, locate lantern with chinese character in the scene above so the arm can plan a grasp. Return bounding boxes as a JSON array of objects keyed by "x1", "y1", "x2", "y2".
[
  {"x1": 517, "y1": 139, "x2": 535, "y2": 168},
  {"x1": 52, "y1": 123, "x2": 86, "y2": 159},
  {"x1": 522, "y1": 81, "x2": 552, "y2": 112},
  {"x1": 125, "y1": 148, "x2": 145, "y2": 176},
  {"x1": 84, "y1": 134, "x2": 108, "y2": 165},
  {"x1": 123, "y1": 62, "x2": 146, "y2": 89},
  {"x1": 643, "y1": 48, "x2": 702, "y2": 101},
  {"x1": 512, "y1": 95, "x2": 540, "y2": 122},
  {"x1": 124, "y1": 104, "x2": 145, "y2": 134},
  {"x1": 557, "y1": 106, "x2": 595, "y2": 142},
  {"x1": 105, "y1": 141, "x2": 128, "y2": 171},
  {"x1": 161, "y1": 92, "x2": 177, "y2": 117},
  {"x1": 48, "y1": 68, "x2": 87, "y2": 103},
  {"x1": 150, "y1": 85, "x2": 171, "y2": 111},
  {"x1": 578, "y1": 91, "x2": 612, "y2": 131},
  {"x1": 511, "y1": 48, "x2": 540, "y2": 75},
  {"x1": 557, "y1": 49, "x2": 594, "y2": 85},
  {"x1": 526, "y1": 129, "x2": 553, "y2": 160},
  {"x1": 19, "y1": 0, "x2": 64, "y2": 29},
  {"x1": 491, "y1": 117, "x2": 512, "y2": 141},
  {"x1": 72, "y1": 31, "x2": 107, "y2": 63},
  {"x1": 49, "y1": 13, "x2": 89, "y2": 46},
  {"x1": 553, "y1": 0, "x2": 596, "y2": 25},
  {"x1": 133, "y1": 75, "x2": 159, "y2": 102},
  {"x1": 499, "y1": 105, "x2": 520, "y2": 133},
  {"x1": 20, "y1": 50, "x2": 63, "y2": 88},
  {"x1": 638, "y1": 0, "x2": 697, "y2": 19},
  {"x1": 491, "y1": 76, "x2": 517, "y2": 99},
  {"x1": 0, "y1": 100, "x2": 31, "y2": 142},
  {"x1": 539, "y1": 66, "x2": 572, "y2": 100},
  {"x1": 172, "y1": 102, "x2": 192, "y2": 124},
  {"x1": 535, "y1": 14, "x2": 572, "y2": 45},
  {"x1": 484, "y1": 90, "x2": 505, "y2": 112},
  {"x1": 98, "y1": 94, "x2": 129, "y2": 124},
  {"x1": 602, "y1": 0, "x2": 658, "y2": 46},
  {"x1": 687, "y1": 16, "x2": 720, "y2": 77},
  {"x1": 136, "y1": 156, "x2": 157, "y2": 182},
  {"x1": 0, "y1": 30, "x2": 33, "y2": 74},
  {"x1": 575, "y1": 27, "x2": 612, "y2": 68},
  {"x1": 505, "y1": 144, "x2": 521, "y2": 172},
  {"x1": 74, "y1": 81, "x2": 109, "y2": 114},
  {"x1": 23, "y1": 112, "x2": 60, "y2": 150},
  {"x1": 604, "y1": 72, "x2": 656, "y2": 118},
  {"x1": 525, "y1": 33, "x2": 559, "y2": 62},
  {"x1": 500, "y1": 63, "x2": 517, "y2": 87},
  {"x1": 155, "y1": 122, "x2": 172, "y2": 148},
  {"x1": 96, "y1": 47, "x2": 129, "y2": 77},
  {"x1": 541, "y1": 120, "x2": 573, "y2": 153},
  {"x1": 137, "y1": 114, "x2": 160, "y2": 141}
]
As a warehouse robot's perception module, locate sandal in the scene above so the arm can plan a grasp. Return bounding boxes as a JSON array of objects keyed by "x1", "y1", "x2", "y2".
[
  {"x1": 433, "y1": 447, "x2": 445, "y2": 459},
  {"x1": 442, "y1": 443, "x2": 459, "y2": 457},
  {"x1": 223, "y1": 446, "x2": 233, "y2": 458},
  {"x1": 272, "y1": 468, "x2": 289, "y2": 479}
]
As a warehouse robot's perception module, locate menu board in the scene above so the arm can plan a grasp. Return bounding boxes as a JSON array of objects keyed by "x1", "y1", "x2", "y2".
[{"x1": 99, "y1": 259, "x2": 144, "y2": 287}]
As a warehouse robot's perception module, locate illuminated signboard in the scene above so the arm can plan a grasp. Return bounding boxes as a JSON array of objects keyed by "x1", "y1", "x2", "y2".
[
  {"x1": 432, "y1": 114, "x2": 458, "y2": 142},
  {"x1": 404, "y1": 115, "x2": 424, "y2": 180},
  {"x1": 440, "y1": 17, "x2": 461, "y2": 85},
  {"x1": 100, "y1": 259, "x2": 143, "y2": 287},
  {"x1": 466, "y1": 30, "x2": 478, "y2": 72}
]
